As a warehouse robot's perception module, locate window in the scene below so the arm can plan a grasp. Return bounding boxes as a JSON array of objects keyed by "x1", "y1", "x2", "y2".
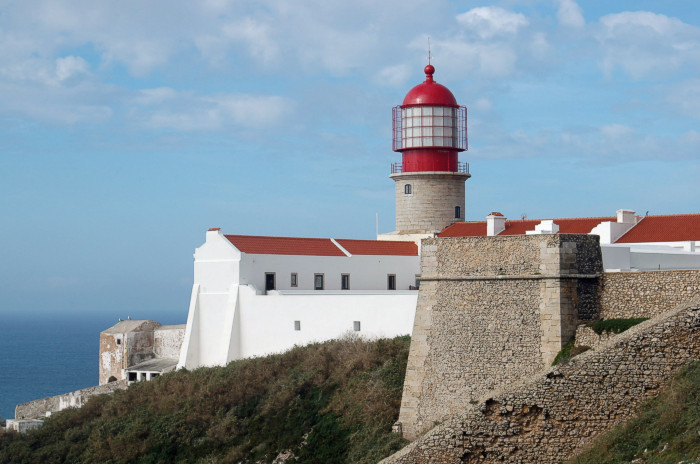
[
  {"x1": 150, "y1": 373, "x2": 159, "y2": 379},
  {"x1": 353, "y1": 321, "x2": 361, "y2": 331},
  {"x1": 265, "y1": 273, "x2": 276, "y2": 291},
  {"x1": 404, "y1": 184, "x2": 412, "y2": 194},
  {"x1": 116, "y1": 338, "x2": 121, "y2": 345},
  {"x1": 291, "y1": 273, "x2": 298, "y2": 287},
  {"x1": 341, "y1": 274, "x2": 350, "y2": 290},
  {"x1": 128, "y1": 372, "x2": 137, "y2": 382},
  {"x1": 387, "y1": 274, "x2": 396, "y2": 290},
  {"x1": 294, "y1": 320, "x2": 301, "y2": 331},
  {"x1": 314, "y1": 274, "x2": 324, "y2": 290},
  {"x1": 455, "y1": 206, "x2": 461, "y2": 219}
]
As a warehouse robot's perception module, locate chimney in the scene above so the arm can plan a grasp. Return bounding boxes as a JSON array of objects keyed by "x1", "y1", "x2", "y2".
[
  {"x1": 617, "y1": 209, "x2": 636, "y2": 224},
  {"x1": 487, "y1": 212, "x2": 506, "y2": 236}
]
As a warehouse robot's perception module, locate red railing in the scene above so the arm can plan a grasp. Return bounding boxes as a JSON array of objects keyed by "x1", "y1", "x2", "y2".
[{"x1": 391, "y1": 161, "x2": 469, "y2": 174}]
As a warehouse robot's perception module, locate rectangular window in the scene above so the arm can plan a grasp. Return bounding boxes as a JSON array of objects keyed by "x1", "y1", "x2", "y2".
[
  {"x1": 387, "y1": 274, "x2": 396, "y2": 290},
  {"x1": 415, "y1": 275, "x2": 421, "y2": 289},
  {"x1": 294, "y1": 320, "x2": 301, "y2": 331},
  {"x1": 291, "y1": 273, "x2": 298, "y2": 287},
  {"x1": 265, "y1": 272, "x2": 276, "y2": 291},
  {"x1": 341, "y1": 274, "x2": 350, "y2": 290},
  {"x1": 128, "y1": 372, "x2": 137, "y2": 382},
  {"x1": 353, "y1": 321, "x2": 361, "y2": 332},
  {"x1": 314, "y1": 274, "x2": 324, "y2": 290}
]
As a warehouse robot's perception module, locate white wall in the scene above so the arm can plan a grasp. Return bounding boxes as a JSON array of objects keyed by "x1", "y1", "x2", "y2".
[
  {"x1": 602, "y1": 244, "x2": 700, "y2": 271},
  {"x1": 239, "y1": 253, "x2": 419, "y2": 293},
  {"x1": 236, "y1": 285, "x2": 417, "y2": 359}
]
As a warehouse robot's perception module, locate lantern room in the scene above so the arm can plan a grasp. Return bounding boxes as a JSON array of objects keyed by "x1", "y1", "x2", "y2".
[{"x1": 392, "y1": 64, "x2": 468, "y2": 173}]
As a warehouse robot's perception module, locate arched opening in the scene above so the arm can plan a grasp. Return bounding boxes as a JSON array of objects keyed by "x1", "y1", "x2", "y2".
[
  {"x1": 455, "y1": 206, "x2": 461, "y2": 219},
  {"x1": 404, "y1": 184, "x2": 412, "y2": 194},
  {"x1": 108, "y1": 376, "x2": 118, "y2": 383}
]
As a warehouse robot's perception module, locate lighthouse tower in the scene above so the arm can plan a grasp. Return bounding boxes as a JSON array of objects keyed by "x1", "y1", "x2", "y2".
[{"x1": 385, "y1": 64, "x2": 470, "y2": 238}]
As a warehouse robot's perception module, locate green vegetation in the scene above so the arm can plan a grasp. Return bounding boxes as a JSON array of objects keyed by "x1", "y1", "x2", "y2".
[
  {"x1": 587, "y1": 318, "x2": 649, "y2": 335},
  {"x1": 552, "y1": 318, "x2": 650, "y2": 366},
  {"x1": 570, "y1": 360, "x2": 700, "y2": 464},
  {"x1": 0, "y1": 335, "x2": 410, "y2": 464},
  {"x1": 551, "y1": 340, "x2": 590, "y2": 366}
]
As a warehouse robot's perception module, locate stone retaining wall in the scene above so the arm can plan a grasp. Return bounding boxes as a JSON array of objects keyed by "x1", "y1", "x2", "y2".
[
  {"x1": 381, "y1": 297, "x2": 700, "y2": 464},
  {"x1": 600, "y1": 270, "x2": 700, "y2": 319},
  {"x1": 15, "y1": 380, "x2": 127, "y2": 420}
]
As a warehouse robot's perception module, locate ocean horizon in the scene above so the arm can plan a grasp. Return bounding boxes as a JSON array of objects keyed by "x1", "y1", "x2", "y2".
[{"x1": 0, "y1": 309, "x2": 186, "y2": 421}]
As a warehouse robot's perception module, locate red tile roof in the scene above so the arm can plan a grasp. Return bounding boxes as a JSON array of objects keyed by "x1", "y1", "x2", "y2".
[
  {"x1": 616, "y1": 214, "x2": 700, "y2": 243},
  {"x1": 438, "y1": 222, "x2": 487, "y2": 237},
  {"x1": 439, "y1": 217, "x2": 616, "y2": 237},
  {"x1": 335, "y1": 239, "x2": 418, "y2": 256},
  {"x1": 225, "y1": 235, "x2": 418, "y2": 256},
  {"x1": 226, "y1": 235, "x2": 346, "y2": 256}
]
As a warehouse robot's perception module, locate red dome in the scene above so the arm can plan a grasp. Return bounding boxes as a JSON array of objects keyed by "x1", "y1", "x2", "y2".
[{"x1": 402, "y1": 65, "x2": 458, "y2": 107}]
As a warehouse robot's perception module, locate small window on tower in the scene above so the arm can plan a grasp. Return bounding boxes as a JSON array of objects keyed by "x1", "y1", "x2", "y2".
[
  {"x1": 404, "y1": 184, "x2": 412, "y2": 194},
  {"x1": 341, "y1": 274, "x2": 350, "y2": 290},
  {"x1": 291, "y1": 273, "x2": 298, "y2": 287},
  {"x1": 455, "y1": 206, "x2": 461, "y2": 219},
  {"x1": 387, "y1": 274, "x2": 396, "y2": 290}
]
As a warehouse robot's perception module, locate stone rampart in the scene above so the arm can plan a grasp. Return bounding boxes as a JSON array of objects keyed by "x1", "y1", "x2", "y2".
[
  {"x1": 382, "y1": 297, "x2": 700, "y2": 464},
  {"x1": 600, "y1": 270, "x2": 700, "y2": 319},
  {"x1": 396, "y1": 234, "x2": 602, "y2": 440},
  {"x1": 15, "y1": 380, "x2": 127, "y2": 420}
]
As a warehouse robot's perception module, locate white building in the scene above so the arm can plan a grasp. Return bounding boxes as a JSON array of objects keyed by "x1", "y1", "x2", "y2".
[{"x1": 176, "y1": 230, "x2": 420, "y2": 369}]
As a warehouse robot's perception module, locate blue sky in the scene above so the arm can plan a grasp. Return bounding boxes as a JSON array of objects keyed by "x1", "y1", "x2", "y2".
[{"x1": 1, "y1": 0, "x2": 699, "y2": 318}]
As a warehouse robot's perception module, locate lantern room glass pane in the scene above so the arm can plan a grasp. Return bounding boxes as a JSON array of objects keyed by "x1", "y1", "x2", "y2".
[
  {"x1": 434, "y1": 107, "x2": 443, "y2": 116},
  {"x1": 423, "y1": 127, "x2": 432, "y2": 136},
  {"x1": 423, "y1": 106, "x2": 432, "y2": 116},
  {"x1": 423, "y1": 136, "x2": 432, "y2": 145},
  {"x1": 406, "y1": 118, "x2": 413, "y2": 128},
  {"x1": 434, "y1": 127, "x2": 443, "y2": 136},
  {"x1": 444, "y1": 127, "x2": 453, "y2": 137},
  {"x1": 421, "y1": 116, "x2": 430, "y2": 126}
]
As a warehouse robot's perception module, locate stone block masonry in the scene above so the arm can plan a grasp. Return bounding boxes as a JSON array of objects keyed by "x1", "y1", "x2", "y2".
[
  {"x1": 381, "y1": 297, "x2": 700, "y2": 464},
  {"x1": 600, "y1": 270, "x2": 700, "y2": 319},
  {"x1": 396, "y1": 234, "x2": 603, "y2": 440}
]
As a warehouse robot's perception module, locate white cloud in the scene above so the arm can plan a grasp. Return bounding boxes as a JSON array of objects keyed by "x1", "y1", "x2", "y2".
[
  {"x1": 595, "y1": 11, "x2": 700, "y2": 79},
  {"x1": 375, "y1": 64, "x2": 412, "y2": 88},
  {"x1": 55, "y1": 56, "x2": 89, "y2": 81},
  {"x1": 137, "y1": 90, "x2": 294, "y2": 131},
  {"x1": 457, "y1": 7, "x2": 529, "y2": 39},
  {"x1": 555, "y1": 0, "x2": 585, "y2": 29}
]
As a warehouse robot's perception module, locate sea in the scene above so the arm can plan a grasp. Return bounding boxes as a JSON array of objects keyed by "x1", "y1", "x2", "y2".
[{"x1": 0, "y1": 310, "x2": 184, "y2": 421}]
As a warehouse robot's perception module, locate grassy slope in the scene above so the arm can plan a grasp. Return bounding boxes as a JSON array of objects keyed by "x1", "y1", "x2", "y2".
[
  {"x1": 0, "y1": 335, "x2": 410, "y2": 464},
  {"x1": 570, "y1": 360, "x2": 700, "y2": 464}
]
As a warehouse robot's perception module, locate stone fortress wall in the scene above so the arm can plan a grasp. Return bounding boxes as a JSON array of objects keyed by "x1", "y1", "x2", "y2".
[
  {"x1": 15, "y1": 380, "x2": 127, "y2": 420},
  {"x1": 387, "y1": 234, "x2": 700, "y2": 463},
  {"x1": 381, "y1": 297, "x2": 700, "y2": 463},
  {"x1": 396, "y1": 234, "x2": 603, "y2": 440},
  {"x1": 600, "y1": 270, "x2": 700, "y2": 319}
]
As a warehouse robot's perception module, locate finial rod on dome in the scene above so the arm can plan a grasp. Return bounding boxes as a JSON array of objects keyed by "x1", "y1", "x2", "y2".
[{"x1": 428, "y1": 37, "x2": 431, "y2": 65}]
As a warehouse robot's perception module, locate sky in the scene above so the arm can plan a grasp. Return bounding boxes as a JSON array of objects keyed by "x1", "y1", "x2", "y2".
[{"x1": 1, "y1": 0, "x2": 699, "y2": 318}]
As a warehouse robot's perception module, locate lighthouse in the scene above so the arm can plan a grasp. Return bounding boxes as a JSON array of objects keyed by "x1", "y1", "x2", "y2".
[{"x1": 387, "y1": 64, "x2": 470, "y2": 238}]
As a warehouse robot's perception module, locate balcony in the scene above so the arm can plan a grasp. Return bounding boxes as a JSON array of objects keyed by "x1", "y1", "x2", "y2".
[{"x1": 391, "y1": 161, "x2": 469, "y2": 174}]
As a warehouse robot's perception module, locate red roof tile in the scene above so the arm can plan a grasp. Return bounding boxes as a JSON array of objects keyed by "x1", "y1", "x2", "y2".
[
  {"x1": 438, "y1": 222, "x2": 487, "y2": 237},
  {"x1": 335, "y1": 239, "x2": 418, "y2": 256},
  {"x1": 225, "y1": 235, "x2": 346, "y2": 256},
  {"x1": 616, "y1": 214, "x2": 700, "y2": 243}
]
